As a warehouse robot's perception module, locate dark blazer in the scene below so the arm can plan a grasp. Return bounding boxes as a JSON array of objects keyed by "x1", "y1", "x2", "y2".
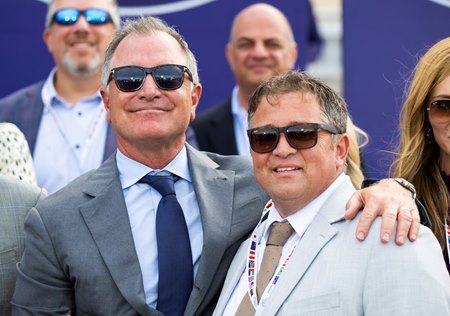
[
  {"x1": 12, "y1": 145, "x2": 269, "y2": 316},
  {"x1": 191, "y1": 98, "x2": 238, "y2": 155},
  {"x1": 0, "y1": 81, "x2": 116, "y2": 160}
]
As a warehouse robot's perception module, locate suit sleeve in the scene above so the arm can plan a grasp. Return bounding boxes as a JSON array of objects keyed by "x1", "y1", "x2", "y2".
[
  {"x1": 362, "y1": 226, "x2": 450, "y2": 315},
  {"x1": 11, "y1": 207, "x2": 74, "y2": 315}
]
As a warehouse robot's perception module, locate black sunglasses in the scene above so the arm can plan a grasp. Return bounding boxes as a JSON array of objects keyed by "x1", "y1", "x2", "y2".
[
  {"x1": 427, "y1": 100, "x2": 450, "y2": 119},
  {"x1": 52, "y1": 8, "x2": 111, "y2": 26},
  {"x1": 247, "y1": 123, "x2": 340, "y2": 153},
  {"x1": 108, "y1": 64, "x2": 194, "y2": 92}
]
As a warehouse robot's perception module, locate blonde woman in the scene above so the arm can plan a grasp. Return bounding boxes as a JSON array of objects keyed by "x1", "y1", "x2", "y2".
[{"x1": 391, "y1": 37, "x2": 450, "y2": 273}]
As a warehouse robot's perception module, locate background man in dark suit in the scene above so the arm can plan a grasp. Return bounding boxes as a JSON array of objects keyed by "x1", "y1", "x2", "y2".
[
  {"x1": 12, "y1": 16, "x2": 422, "y2": 316},
  {"x1": 192, "y1": 3, "x2": 299, "y2": 155}
]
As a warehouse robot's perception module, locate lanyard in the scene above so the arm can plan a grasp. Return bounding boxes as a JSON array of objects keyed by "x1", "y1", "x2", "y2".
[
  {"x1": 44, "y1": 102, "x2": 105, "y2": 172},
  {"x1": 245, "y1": 200, "x2": 297, "y2": 312}
]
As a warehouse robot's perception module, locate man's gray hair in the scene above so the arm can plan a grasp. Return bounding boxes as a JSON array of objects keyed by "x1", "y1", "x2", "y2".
[
  {"x1": 45, "y1": 0, "x2": 121, "y2": 29},
  {"x1": 248, "y1": 71, "x2": 348, "y2": 133},
  {"x1": 101, "y1": 16, "x2": 199, "y2": 89}
]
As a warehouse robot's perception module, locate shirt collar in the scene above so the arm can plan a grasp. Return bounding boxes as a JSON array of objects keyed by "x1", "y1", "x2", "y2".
[
  {"x1": 231, "y1": 86, "x2": 248, "y2": 120},
  {"x1": 261, "y1": 173, "x2": 347, "y2": 240},
  {"x1": 116, "y1": 145, "x2": 192, "y2": 189}
]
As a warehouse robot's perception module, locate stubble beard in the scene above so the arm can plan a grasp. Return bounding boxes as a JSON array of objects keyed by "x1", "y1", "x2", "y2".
[{"x1": 61, "y1": 51, "x2": 101, "y2": 78}]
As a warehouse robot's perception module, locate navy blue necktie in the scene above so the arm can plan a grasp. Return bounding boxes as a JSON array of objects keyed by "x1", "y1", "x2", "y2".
[{"x1": 140, "y1": 173, "x2": 193, "y2": 316}]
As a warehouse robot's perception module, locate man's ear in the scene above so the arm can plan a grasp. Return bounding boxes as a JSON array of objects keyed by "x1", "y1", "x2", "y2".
[
  {"x1": 336, "y1": 133, "x2": 350, "y2": 169},
  {"x1": 43, "y1": 29, "x2": 53, "y2": 54},
  {"x1": 190, "y1": 83, "x2": 202, "y2": 122},
  {"x1": 288, "y1": 42, "x2": 298, "y2": 69},
  {"x1": 225, "y1": 43, "x2": 236, "y2": 73},
  {"x1": 100, "y1": 88, "x2": 112, "y2": 124}
]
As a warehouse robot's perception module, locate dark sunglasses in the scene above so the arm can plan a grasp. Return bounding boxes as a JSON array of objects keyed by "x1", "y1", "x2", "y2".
[
  {"x1": 108, "y1": 64, "x2": 194, "y2": 92},
  {"x1": 427, "y1": 100, "x2": 450, "y2": 119},
  {"x1": 247, "y1": 123, "x2": 340, "y2": 153},
  {"x1": 52, "y1": 8, "x2": 111, "y2": 26}
]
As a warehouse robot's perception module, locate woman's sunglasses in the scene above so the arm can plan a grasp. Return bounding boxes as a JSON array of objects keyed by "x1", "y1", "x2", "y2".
[
  {"x1": 52, "y1": 8, "x2": 111, "y2": 26},
  {"x1": 427, "y1": 100, "x2": 450, "y2": 120},
  {"x1": 247, "y1": 123, "x2": 340, "y2": 153},
  {"x1": 108, "y1": 64, "x2": 194, "y2": 92}
]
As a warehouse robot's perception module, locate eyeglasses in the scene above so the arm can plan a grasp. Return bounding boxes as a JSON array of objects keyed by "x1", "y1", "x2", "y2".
[
  {"x1": 247, "y1": 123, "x2": 340, "y2": 153},
  {"x1": 427, "y1": 100, "x2": 450, "y2": 120},
  {"x1": 52, "y1": 8, "x2": 111, "y2": 26},
  {"x1": 108, "y1": 64, "x2": 194, "y2": 92}
]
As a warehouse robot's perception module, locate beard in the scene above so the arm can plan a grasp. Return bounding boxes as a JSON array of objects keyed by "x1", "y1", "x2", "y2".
[{"x1": 61, "y1": 51, "x2": 101, "y2": 78}]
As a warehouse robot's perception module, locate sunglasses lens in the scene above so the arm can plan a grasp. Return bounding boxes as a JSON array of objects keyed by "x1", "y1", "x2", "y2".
[
  {"x1": 53, "y1": 8, "x2": 111, "y2": 26},
  {"x1": 114, "y1": 67, "x2": 145, "y2": 92},
  {"x1": 153, "y1": 65, "x2": 185, "y2": 90},
  {"x1": 286, "y1": 126, "x2": 317, "y2": 149},
  {"x1": 54, "y1": 8, "x2": 79, "y2": 25},
  {"x1": 429, "y1": 100, "x2": 450, "y2": 120},
  {"x1": 249, "y1": 129, "x2": 278, "y2": 153},
  {"x1": 84, "y1": 8, "x2": 111, "y2": 25}
]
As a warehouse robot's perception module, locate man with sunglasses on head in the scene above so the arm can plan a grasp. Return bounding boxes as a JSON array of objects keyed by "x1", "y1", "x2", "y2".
[
  {"x1": 11, "y1": 16, "x2": 428, "y2": 316},
  {"x1": 213, "y1": 71, "x2": 450, "y2": 316},
  {"x1": 0, "y1": 0, "x2": 120, "y2": 194}
]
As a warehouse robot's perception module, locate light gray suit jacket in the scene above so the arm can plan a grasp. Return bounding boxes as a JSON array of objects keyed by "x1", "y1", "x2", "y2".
[
  {"x1": 11, "y1": 145, "x2": 268, "y2": 316},
  {"x1": 0, "y1": 175, "x2": 45, "y2": 316},
  {"x1": 214, "y1": 178, "x2": 450, "y2": 316}
]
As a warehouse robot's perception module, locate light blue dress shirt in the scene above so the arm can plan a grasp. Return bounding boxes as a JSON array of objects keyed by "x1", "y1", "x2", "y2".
[
  {"x1": 34, "y1": 68, "x2": 107, "y2": 194},
  {"x1": 231, "y1": 86, "x2": 250, "y2": 156},
  {"x1": 116, "y1": 146, "x2": 203, "y2": 308}
]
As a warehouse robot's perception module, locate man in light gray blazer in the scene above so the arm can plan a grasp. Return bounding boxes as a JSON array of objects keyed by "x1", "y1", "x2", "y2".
[
  {"x1": 11, "y1": 16, "x2": 431, "y2": 316},
  {"x1": 214, "y1": 72, "x2": 450, "y2": 315},
  {"x1": 11, "y1": 16, "x2": 268, "y2": 316},
  {"x1": 0, "y1": 175, "x2": 45, "y2": 315}
]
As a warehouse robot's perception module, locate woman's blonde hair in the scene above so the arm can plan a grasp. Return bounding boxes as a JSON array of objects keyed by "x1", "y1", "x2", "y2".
[
  {"x1": 346, "y1": 116, "x2": 368, "y2": 189},
  {"x1": 390, "y1": 37, "x2": 450, "y2": 250}
]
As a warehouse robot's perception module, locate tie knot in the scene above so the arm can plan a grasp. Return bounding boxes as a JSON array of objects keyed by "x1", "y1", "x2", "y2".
[
  {"x1": 266, "y1": 221, "x2": 294, "y2": 247},
  {"x1": 139, "y1": 173, "x2": 176, "y2": 197}
]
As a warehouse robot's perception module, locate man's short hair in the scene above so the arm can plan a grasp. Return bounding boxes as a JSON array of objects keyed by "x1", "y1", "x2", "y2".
[{"x1": 248, "y1": 71, "x2": 348, "y2": 133}]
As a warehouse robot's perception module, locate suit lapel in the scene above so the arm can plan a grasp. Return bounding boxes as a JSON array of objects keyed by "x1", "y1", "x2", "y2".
[
  {"x1": 79, "y1": 155, "x2": 157, "y2": 316},
  {"x1": 209, "y1": 100, "x2": 238, "y2": 155},
  {"x1": 262, "y1": 214, "x2": 338, "y2": 315},
  {"x1": 102, "y1": 123, "x2": 117, "y2": 161},
  {"x1": 214, "y1": 220, "x2": 268, "y2": 315},
  {"x1": 262, "y1": 178, "x2": 355, "y2": 315},
  {"x1": 214, "y1": 239, "x2": 250, "y2": 314},
  {"x1": 19, "y1": 82, "x2": 45, "y2": 155},
  {"x1": 184, "y1": 145, "x2": 236, "y2": 314}
]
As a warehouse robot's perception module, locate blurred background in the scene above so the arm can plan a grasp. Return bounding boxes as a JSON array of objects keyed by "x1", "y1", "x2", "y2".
[{"x1": 1, "y1": 0, "x2": 449, "y2": 177}]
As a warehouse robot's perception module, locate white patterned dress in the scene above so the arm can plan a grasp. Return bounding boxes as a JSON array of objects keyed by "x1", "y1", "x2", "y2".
[{"x1": 0, "y1": 123, "x2": 37, "y2": 185}]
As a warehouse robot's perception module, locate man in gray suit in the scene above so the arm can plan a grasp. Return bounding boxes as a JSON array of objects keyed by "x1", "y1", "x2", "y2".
[
  {"x1": 214, "y1": 72, "x2": 450, "y2": 316},
  {"x1": 11, "y1": 16, "x2": 426, "y2": 316},
  {"x1": 0, "y1": 175, "x2": 45, "y2": 315}
]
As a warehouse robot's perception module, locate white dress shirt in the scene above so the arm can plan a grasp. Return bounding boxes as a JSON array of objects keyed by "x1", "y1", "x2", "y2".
[
  {"x1": 34, "y1": 68, "x2": 107, "y2": 194},
  {"x1": 222, "y1": 173, "x2": 347, "y2": 315},
  {"x1": 116, "y1": 146, "x2": 203, "y2": 308},
  {"x1": 231, "y1": 86, "x2": 250, "y2": 156}
]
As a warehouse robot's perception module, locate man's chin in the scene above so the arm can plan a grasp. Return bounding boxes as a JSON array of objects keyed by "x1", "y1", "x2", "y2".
[{"x1": 62, "y1": 53, "x2": 100, "y2": 77}]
